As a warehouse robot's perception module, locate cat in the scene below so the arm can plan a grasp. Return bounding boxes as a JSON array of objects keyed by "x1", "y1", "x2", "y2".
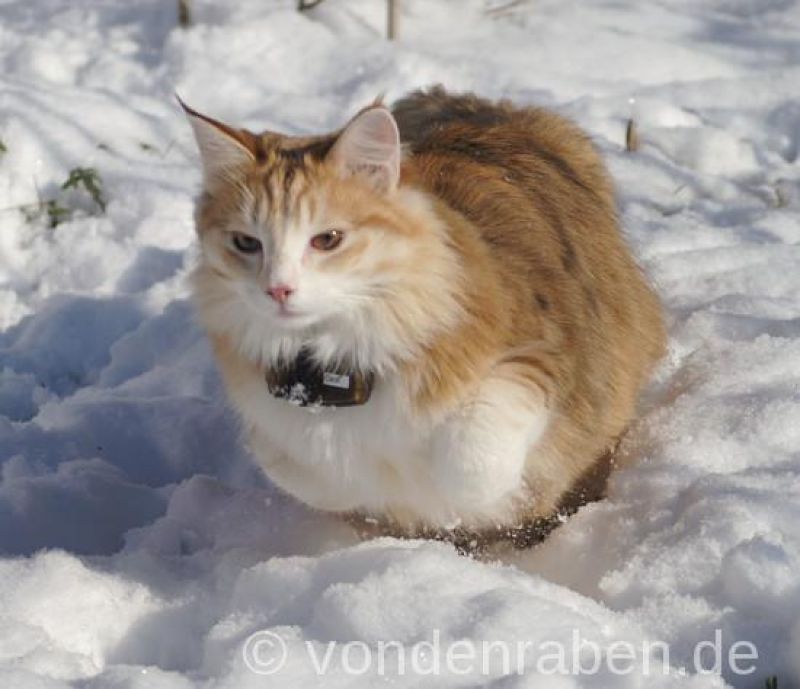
[{"x1": 183, "y1": 87, "x2": 665, "y2": 548}]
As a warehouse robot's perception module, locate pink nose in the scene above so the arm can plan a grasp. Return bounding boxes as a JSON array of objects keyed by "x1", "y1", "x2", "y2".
[{"x1": 267, "y1": 285, "x2": 294, "y2": 304}]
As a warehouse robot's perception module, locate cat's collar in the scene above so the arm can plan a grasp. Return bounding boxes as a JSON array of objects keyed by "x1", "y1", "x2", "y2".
[{"x1": 265, "y1": 350, "x2": 374, "y2": 409}]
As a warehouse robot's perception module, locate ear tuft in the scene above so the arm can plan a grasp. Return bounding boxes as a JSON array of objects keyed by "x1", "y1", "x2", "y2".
[
  {"x1": 178, "y1": 96, "x2": 255, "y2": 185},
  {"x1": 329, "y1": 106, "x2": 401, "y2": 194}
]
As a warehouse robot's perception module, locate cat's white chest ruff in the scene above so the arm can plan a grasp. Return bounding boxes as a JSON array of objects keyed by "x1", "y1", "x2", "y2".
[
  {"x1": 244, "y1": 378, "x2": 426, "y2": 508},
  {"x1": 235, "y1": 369, "x2": 545, "y2": 528}
]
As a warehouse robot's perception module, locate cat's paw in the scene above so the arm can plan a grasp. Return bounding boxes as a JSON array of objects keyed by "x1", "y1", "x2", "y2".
[
  {"x1": 428, "y1": 378, "x2": 549, "y2": 511},
  {"x1": 429, "y1": 419, "x2": 525, "y2": 509}
]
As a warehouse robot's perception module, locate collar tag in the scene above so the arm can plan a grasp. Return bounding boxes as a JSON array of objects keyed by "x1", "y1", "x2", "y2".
[{"x1": 266, "y1": 351, "x2": 374, "y2": 408}]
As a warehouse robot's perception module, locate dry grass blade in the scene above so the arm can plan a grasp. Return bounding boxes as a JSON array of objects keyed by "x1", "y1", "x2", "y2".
[
  {"x1": 177, "y1": 0, "x2": 191, "y2": 28},
  {"x1": 625, "y1": 118, "x2": 640, "y2": 152}
]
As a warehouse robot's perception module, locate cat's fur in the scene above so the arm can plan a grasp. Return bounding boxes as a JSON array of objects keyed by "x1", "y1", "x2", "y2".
[{"x1": 185, "y1": 87, "x2": 665, "y2": 541}]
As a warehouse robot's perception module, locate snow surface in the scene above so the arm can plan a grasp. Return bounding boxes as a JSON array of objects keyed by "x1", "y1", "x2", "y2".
[{"x1": 1, "y1": 0, "x2": 800, "y2": 687}]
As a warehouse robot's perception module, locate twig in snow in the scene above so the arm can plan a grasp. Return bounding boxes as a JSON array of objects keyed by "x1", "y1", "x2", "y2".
[
  {"x1": 625, "y1": 118, "x2": 640, "y2": 152},
  {"x1": 486, "y1": 0, "x2": 532, "y2": 16},
  {"x1": 298, "y1": 0, "x2": 326, "y2": 10},
  {"x1": 387, "y1": 0, "x2": 399, "y2": 40},
  {"x1": 178, "y1": 0, "x2": 192, "y2": 28}
]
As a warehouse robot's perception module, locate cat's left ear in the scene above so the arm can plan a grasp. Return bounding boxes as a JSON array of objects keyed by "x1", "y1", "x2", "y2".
[
  {"x1": 329, "y1": 106, "x2": 401, "y2": 194},
  {"x1": 178, "y1": 96, "x2": 256, "y2": 185}
]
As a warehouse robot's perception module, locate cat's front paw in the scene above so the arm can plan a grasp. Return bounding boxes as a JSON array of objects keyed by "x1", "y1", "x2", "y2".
[
  {"x1": 427, "y1": 376, "x2": 549, "y2": 515},
  {"x1": 429, "y1": 415, "x2": 529, "y2": 511}
]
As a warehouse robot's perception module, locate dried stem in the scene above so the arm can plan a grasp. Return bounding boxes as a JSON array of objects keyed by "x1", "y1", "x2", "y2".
[
  {"x1": 298, "y1": 0, "x2": 326, "y2": 10},
  {"x1": 178, "y1": 0, "x2": 191, "y2": 28},
  {"x1": 625, "y1": 118, "x2": 640, "y2": 152},
  {"x1": 387, "y1": 0, "x2": 399, "y2": 39}
]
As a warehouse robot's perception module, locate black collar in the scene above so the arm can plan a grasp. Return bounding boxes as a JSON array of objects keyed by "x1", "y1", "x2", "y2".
[{"x1": 265, "y1": 349, "x2": 374, "y2": 408}]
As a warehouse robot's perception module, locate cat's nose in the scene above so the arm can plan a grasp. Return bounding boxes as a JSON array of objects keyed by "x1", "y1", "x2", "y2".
[{"x1": 266, "y1": 284, "x2": 294, "y2": 304}]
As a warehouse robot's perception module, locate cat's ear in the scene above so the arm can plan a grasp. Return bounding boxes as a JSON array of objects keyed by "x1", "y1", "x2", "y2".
[
  {"x1": 178, "y1": 97, "x2": 255, "y2": 184},
  {"x1": 329, "y1": 106, "x2": 401, "y2": 194}
]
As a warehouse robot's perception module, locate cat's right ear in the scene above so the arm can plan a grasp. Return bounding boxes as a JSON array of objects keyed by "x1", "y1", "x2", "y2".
[{"x1": 178, "y1": 96, "x2": 255, "y2": 184}]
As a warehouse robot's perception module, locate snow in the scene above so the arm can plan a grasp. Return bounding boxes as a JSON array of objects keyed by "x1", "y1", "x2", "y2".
[{"x1": 1, "y1": 0, "x2": 799, "y2": 686}]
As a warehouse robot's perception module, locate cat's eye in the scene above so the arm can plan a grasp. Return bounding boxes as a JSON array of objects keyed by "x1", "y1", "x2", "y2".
[
  {"x1": 310, "y1": 229, "x2": 344, "y2": 251},
  {"x1": 231, "y1": 232, "x2": 262, "y2": 254}
]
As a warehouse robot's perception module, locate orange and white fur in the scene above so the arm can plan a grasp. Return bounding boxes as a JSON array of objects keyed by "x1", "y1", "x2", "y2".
[{"x1": 184, "y1": 88, "x2": 665, "y2": 540}]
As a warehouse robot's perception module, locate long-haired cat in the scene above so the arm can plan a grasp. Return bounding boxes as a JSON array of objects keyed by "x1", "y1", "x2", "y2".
[{"x1": 183, "y1": 87, "x2": 665, "y2": 548}]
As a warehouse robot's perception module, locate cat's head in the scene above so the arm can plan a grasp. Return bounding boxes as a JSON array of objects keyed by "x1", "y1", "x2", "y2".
[{"x1": 183, "y1": 99, "x2": 461, "y2": 372}]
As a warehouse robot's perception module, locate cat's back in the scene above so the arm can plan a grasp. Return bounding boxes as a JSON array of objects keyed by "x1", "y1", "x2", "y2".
[
  {"x1": 392, "y1": 86, "x2": 617, "y2": 253},
  {"x1": 393, "y1": 87, "x2": 665, "y2": 469},
  {"x1": 391, "y1": 86, "x2": 660, "y2": 332},
  {"x1": 392, "y1": 88, "x2": 629, "y2": 320}
]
